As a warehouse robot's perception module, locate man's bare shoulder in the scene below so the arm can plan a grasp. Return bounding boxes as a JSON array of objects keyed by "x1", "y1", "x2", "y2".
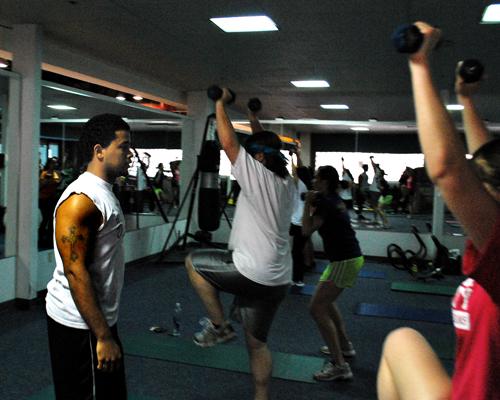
[{"x1": 56, "y1": 193, "x2": 102, "y2": 226}]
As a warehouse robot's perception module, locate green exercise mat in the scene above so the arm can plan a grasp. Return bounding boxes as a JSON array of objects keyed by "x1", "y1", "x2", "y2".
[
  {"x1": 391, "y1": 281, "x2": 458, "y2": 296},
  {"x1": 27, "y1": 386, "x2": 156, "y2": 400},
  {"x1": 123, "y1": 332, "x2": 323, "y2": 384}
]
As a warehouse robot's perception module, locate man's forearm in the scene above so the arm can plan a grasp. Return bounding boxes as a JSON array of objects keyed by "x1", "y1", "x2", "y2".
[
  {"x1": 67, "y1": 268, "x2": 112, "y2": 340},
  {"x1": 248, "y1": 113, "x2": 264, "y2": 134},
  {"x1": 216, "y1": 102, "x2": 239, "y2": 150}
]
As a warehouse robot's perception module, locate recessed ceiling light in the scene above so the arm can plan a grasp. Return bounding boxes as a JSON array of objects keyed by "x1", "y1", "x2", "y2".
[
  {"x1": 133, "y1": 95, "x2": 143, "y2": 101},
  {"x1": 350, "y1": 127, "x2": 370, "y2": 131},
  {"x1": 446, "y1": 104, "x2": 464, "y2": 111},
  {"x1": 291, "y1": 80, "x2": 330, "y2": 88},
  {"x1": 147, "y1": 120, "x2": 179, "y2": 125},
  {"x1": 116, "y1": 94, "x2": 126, "y2": 101},
  {"x1": 0, "y1": 59, "x2": 9, "y2": 68},
  {"x1": 481, "y1": 4, "x2": 500, "y2": 23},
  {"x1": 43, "y1": 85, "x2": 92, "y2": 97},
  {"x1": 47, "y1": 105, "x2": 77, "y2": 110},
  {"x1": 320, "y1": 104, "x2": 349, "y2": 110},
  {"x1": 210, "y1": 16, "x2": 278, "y2": 32}
]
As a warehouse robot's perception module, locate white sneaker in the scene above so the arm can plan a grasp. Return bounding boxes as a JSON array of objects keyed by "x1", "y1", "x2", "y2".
[
  {"x1": 193, "y1": 318, "x2": 236, "y2": 347},
  {"x1": 314, "y1": 361, "x2": 353, "y2": 381}
]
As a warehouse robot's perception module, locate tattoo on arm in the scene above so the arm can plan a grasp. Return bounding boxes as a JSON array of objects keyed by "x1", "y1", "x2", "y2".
[{"x1": 61, "y1": 226, "x2": 85, "y2": 262}]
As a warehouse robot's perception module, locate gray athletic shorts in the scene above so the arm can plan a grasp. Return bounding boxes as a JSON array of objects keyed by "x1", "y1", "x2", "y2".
[{"x1": 189, "y1": 249, "x2": 289, "y2": 343}]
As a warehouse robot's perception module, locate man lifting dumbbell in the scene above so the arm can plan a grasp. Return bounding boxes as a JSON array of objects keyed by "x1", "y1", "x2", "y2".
[{"x1": 185, "y1": 87, "x2": 294, "y2": 400}]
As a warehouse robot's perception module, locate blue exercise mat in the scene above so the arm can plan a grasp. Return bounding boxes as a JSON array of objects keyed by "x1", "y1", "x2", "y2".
[
  {"x1": 355, "y1": 303, "x2": 452, "y2": 325},
  {"x1": 313, "y1": 259, "x2": 386, "y2": 279}
]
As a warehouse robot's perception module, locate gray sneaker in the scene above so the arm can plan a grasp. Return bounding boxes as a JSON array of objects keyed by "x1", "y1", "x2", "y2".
[
  {"x1": 193, "y1": 318, "x2": 236, "y2": 347},
  {"x1": 320, "y1": 341, "x2": 356, "y2": 357},
  {"x1": 313, "y1": 361, "x2": 353, "y2": 381}
]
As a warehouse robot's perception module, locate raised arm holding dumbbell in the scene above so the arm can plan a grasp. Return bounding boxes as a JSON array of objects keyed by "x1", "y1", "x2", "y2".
[
  {"x1": 455, "y1": 62, "x2": 492, "y2": 153},
  {"x1": 247, "y1": 98, "x2": 264, "y2": 134},
  {"x1": 378, "y1": 21, "x2": 500, "y2": 400},
  {"x1": 213, "y1": 88, "x2": 240, "y2": 164}
]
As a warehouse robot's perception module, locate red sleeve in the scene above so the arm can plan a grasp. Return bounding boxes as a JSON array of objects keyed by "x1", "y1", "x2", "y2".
[{"x1": 463, "y1": 213, "x2": 500, "y2": 305}]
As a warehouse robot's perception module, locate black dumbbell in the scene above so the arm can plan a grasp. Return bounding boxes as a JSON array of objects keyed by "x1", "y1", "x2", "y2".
[
  {"x1": 247, "y1": 98, "x2": 262, "y2": 112},
  {"x1": 458, "y1": 59, "x2": 484, "y2": 83},
  {"x1": 391, "y1": 24, "x2": 424, "y2": 53},
  {"x1": 207, "y1": 85, "x2": 236, "y2": 104}
]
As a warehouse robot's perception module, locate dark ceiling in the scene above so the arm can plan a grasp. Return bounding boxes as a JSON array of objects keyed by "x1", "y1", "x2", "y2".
[{"x1": 0, "y1": 0, "x2": 499, "y2": 134}]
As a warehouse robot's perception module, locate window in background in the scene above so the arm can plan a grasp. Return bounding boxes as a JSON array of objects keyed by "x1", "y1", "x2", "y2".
[
  {"x1": 315, "y1": 152, "x2": 425, "y2": 182},
  {"x1": 48, "y1": 143, "x2": 59, "y2": 160}
]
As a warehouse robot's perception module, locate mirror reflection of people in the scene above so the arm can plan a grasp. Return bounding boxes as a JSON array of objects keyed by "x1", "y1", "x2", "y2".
[
  {"x1": 39, "y1": 157, "x2": 62, "y2": 246},
  {"x1": 169, "y1": 160, "x2": 181, "y2": 208},
  {"x1": 45, "y1": 114, "x2": 132, "y2": 399}
]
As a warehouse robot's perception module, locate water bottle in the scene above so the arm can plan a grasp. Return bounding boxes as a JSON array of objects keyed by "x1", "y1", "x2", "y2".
[{"x1": 172, "y1": 302, "x2": 182, "y2": 337}]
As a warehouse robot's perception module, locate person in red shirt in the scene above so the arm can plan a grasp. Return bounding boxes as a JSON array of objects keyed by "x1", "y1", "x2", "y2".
[{"x1": 377, "y1": 22, "x2": 500, "y2": 400}]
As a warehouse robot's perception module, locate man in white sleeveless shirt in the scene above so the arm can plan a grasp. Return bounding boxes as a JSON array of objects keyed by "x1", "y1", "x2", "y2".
[{"x1": 45, "y1": 114, "x2": 132, "y2": 399}]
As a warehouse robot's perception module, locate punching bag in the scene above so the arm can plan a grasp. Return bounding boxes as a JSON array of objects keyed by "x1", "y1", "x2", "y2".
[{"x1": 198, "y1": 138, "x2": 221, "y2": 231}]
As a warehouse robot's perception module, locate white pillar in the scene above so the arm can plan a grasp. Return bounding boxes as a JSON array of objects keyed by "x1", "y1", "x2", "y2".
[
  {"x1": 11, "y1": 24, "x2": 42, "y2": 301},
  {"x1": 179, "y1": 91, "x2": 214, "y2": 232},
  {"x1": 3, "y1": 72, "x2": 21, "y2": 258},
  {"x1": 299, "y1": 132, "x2": 312, "y2": 167}
]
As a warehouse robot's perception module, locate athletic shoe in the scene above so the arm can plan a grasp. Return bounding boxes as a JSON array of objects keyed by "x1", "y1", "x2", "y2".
[
  {"x1": 320, "y1": 342, "x2": 356, "y2": 357},
  {"x1": 193, "y1": 318, "x2": 236, "y2": 347},
  {"x1": 293, "y1": 281, "x2": 305, "y2": 287},
  {"x1": 314, "y1": 361, "x2": 353, "y2": 381}
]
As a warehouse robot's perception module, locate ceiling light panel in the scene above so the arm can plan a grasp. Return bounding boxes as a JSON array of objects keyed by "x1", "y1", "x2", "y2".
[
  {"x1": 47, "y1": 105, "x2": 77, "y2": 110},
  {"x1": 321, "y1": 104, "x2": 349, "y2": 110},
  {"x1": 481, "y1": 4, "x2": 500, "y2": 23},
  {"x1": 291, "y1": 80, "x2": 330, "y2": 88},
  {"x1": 210, "y1": 16, "x2": 278, "y2": 32}
]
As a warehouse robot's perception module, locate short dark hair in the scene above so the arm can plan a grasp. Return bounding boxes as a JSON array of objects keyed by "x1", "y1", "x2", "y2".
[
  {"x1": 317, "y1": 165, "x2": 339, "y2": 193},
  {"x1": 79, "y1": 114, "x2": 130, "y2": 166},
  {"x1": 472, "y1": 138, "x2": 500, "y2": 191},
  {"x1": 245, "y1": 131, "x2": 288, "y2": 178},
  {"x1": 362, "y1": 164, "x2": 368, "y2": 171}
]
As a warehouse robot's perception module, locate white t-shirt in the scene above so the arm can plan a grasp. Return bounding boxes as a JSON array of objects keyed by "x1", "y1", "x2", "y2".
[
  {"x1": 340, "y1": 172, "x2": 353, "y2": 201},
  {"x1": 229, "y1": 148, "x2": 294, "y2": 286},
  {"x1": 46, "y1": 172, "x2": 126, "y2": 329},
  {"x1": 291, "y1": 179, "x2": 307, "y2": 226}
]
